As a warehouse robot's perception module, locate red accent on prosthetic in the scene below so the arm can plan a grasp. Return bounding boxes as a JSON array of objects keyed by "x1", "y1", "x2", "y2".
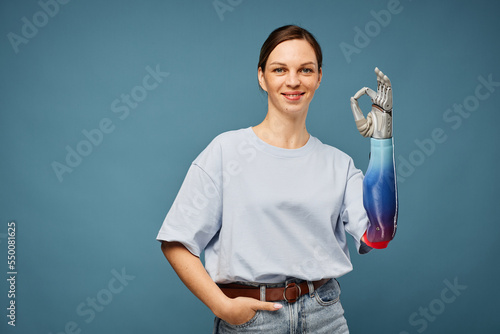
[{"x1": 361, "y1": 230, "x2": 390, "y2": 249}]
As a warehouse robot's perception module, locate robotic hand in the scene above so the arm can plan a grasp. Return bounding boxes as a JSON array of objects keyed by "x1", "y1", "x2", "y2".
[
  {"x1": 350, "y1": 68, "x2": 398, "y2": 249},
  {"x1": 350, "y1": 67, "x2": 393, "y2": 139}
]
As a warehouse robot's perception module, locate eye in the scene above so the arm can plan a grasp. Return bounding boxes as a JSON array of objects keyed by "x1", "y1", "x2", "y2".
[
  {"x1": 301, "y1": 68, "x2": 313, "y2": 74},
  {"x1": 272, "y1": 67, "x2": 285, "y2": 73}
]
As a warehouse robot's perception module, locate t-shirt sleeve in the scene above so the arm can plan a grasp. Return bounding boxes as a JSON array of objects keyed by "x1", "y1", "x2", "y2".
[
  {"x1": 340, "y1": 158, "x2": 371, "y2": 254},
  {"x1": 156, "y1": 160, "x2": 222, "y2": 257}
]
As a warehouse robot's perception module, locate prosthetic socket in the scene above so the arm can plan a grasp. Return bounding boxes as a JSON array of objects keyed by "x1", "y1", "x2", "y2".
[{"x1": 350, "y1": 68, "x2": 398, "y2": 249}]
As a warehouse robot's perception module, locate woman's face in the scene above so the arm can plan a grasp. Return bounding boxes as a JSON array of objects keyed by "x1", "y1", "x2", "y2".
[{"x1": 258, "y1": 39, "x2": 322, "y2": 117}]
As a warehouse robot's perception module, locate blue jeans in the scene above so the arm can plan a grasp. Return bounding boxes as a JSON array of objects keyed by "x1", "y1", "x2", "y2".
[{"x1": 213, "y1": 278, "x2": 349, "y2": 333}]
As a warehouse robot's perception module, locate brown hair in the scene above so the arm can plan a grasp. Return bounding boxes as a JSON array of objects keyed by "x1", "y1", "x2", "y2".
[{"x1": 258, "y1": 25, "x2": 323, "y2": 72}]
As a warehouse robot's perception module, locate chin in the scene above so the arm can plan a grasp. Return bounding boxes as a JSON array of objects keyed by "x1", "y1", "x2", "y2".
[{"x1": 283, "y1": 104, "x2": 309, "y2": 115}]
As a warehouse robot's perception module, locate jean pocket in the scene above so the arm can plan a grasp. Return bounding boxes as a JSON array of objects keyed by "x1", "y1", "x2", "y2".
[
  {"x1": 220, "y1": 310, "x2": 261, "y2": 330},
  {"x1": 314, "y1": 279, "x2": 341, "y2": 306}
]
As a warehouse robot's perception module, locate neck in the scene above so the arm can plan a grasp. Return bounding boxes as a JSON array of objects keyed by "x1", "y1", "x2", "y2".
[{"x1": 252, "y1": 112, "x2": 309, "y2": 149}]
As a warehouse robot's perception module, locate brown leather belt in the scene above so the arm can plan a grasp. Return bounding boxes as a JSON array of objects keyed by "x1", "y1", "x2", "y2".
[{"x1": 219, "y1": 278, "x2": 330, "y2": 303}]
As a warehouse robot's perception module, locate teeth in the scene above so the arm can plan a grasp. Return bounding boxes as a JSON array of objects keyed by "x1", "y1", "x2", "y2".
[{"x1": 286, "y1": 94, "x2": 300, "y2": 97}]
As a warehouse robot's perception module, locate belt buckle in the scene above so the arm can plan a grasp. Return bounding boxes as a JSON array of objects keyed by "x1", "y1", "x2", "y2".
[{"x1": 283, "y1": 282, "x2": 301, "y2": 303}]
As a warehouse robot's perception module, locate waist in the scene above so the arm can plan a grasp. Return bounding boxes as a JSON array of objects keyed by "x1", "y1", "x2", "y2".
[{"x1": 218, "y1": 278, "x2": 331, "y2": 303}]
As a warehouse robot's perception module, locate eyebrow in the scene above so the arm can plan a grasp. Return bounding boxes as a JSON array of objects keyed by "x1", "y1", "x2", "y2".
[{"x1": 268, "y1": 61, "x2": 317, "y2": 67}]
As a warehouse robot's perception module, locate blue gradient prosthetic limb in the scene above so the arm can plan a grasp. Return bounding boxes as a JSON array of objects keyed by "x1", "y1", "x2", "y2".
[
  {"x1": 363, "y1": 138, "x2": 397, "y2": 247},
  {"x1": 350, "y1": 68, "x2": 398, "y2": 249}
]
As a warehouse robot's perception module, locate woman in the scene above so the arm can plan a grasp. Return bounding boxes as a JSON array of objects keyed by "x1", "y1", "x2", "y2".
[{"x1": 157, "y1": 25, "x2": 396, "y2": 333}]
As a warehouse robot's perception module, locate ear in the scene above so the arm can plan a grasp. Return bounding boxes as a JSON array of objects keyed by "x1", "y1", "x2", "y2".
[
  {"x1": 258, "y1": 67, "x2": 267, "y2": 92},
  {"x1": 316, "y1": 67, "x2": 322, "y2": 89}
]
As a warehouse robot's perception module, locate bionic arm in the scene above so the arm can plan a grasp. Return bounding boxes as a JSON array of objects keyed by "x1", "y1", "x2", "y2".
[{"x1": 350, "y1": 68, "x2": 398, "y2": 249}]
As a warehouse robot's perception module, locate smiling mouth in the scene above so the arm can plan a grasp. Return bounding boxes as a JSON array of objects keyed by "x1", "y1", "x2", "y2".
[
  {"x1": 282, "y1": 92, "x2": 305, "y2": 97},
  {"x1": 281, "y1": 92, "x2": 305, "y2": 101}
]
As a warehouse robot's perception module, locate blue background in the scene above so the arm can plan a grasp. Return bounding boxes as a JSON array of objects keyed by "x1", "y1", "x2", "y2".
[{"x1": 1, "y1": 0, "x2": 499, "y2": 333}]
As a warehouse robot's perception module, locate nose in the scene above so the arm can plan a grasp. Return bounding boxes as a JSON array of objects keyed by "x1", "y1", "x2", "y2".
[{"x1": 285, "y1": 72, "x2": 300, "y2": 87}]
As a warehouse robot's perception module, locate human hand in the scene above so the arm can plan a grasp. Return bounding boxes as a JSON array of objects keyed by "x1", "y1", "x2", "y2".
[{"x1": 216, "y1": 296, "x2": 282, "y2": 326}]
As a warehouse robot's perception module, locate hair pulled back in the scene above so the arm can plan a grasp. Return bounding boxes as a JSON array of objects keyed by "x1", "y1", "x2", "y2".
[{"x1": 258, "y1": 25, "x2": 323, "y2": 72}]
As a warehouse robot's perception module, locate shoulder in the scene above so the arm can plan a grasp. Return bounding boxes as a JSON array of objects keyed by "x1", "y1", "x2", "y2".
[
  {"x1": 312, "y1": 136, "x2": 362, "y2": 179},
  {"x1": 201, "y1": 127, "x2": 249, "y2": 153},
  {"x1": 193, "y1": 127, "x2": 250, "y2": 166},
  {"x1": 312, "y1": 135, "x2": 354, "y2": 163}
]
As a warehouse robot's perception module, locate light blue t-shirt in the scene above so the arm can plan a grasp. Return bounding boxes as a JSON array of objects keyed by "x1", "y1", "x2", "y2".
[{"x1": 157, "y1": 127, "x2": 369, "y2": 283}]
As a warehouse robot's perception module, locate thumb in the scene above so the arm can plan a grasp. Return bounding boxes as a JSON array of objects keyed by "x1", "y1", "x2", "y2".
[
  {"x1": 253, "y1": 300, "x2": 283, "y2": 312},
  {"x1": 350, "y1": 97, "x2": 365, "y2": 122}
]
